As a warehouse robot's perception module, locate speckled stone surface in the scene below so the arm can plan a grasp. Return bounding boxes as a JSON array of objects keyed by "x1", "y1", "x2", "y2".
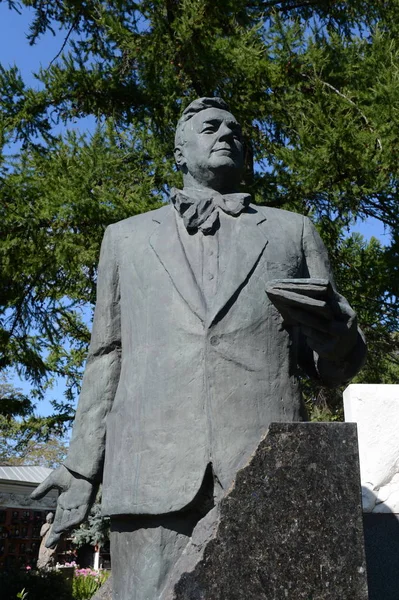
[{"x1": 171, "y1": 422, "x2": 368, "y2": 600}]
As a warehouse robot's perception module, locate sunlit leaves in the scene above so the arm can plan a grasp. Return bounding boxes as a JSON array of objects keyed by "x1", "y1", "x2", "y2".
[{"x1": 0, "y1": 0, "x2": 398, "y2": 426}]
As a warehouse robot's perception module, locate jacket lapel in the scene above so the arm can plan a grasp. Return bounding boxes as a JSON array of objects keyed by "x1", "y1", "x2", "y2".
[
  {"x1": 149, "y1": 206, "x2": 206, "y2": 323},
  {"x1": 207, "y1": 207, "x2": 268, "y2": 328},
  {"x1": 149, "y1": 204, "x2": 268, "y2": 328}
]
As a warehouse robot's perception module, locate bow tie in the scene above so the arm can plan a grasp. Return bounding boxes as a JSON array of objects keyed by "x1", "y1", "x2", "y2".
[{"x1": 170, "y1": 187, "x2": 251, "y2": 234}]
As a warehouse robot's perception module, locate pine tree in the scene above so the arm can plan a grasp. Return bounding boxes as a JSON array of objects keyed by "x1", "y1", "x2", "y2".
[
  {"x1": 0, "y1": 377, "x2": 69, "y2": 466},
  {"x1": 0, "y1": 1, "x2": 397, "y2": 424}
]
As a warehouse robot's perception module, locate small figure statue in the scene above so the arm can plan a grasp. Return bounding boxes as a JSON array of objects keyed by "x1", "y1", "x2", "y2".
[{"x1": 36, "y1": 512, "x2": 57, "y2": 570}]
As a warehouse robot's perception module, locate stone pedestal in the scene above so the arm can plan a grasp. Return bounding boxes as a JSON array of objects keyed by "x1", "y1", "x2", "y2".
[
  {"x1": 344, "y1": 384, "x2": 399, "y2": 600},
  {"x1": 166, "y1": 422, "x2": 368, "y2": 600}
]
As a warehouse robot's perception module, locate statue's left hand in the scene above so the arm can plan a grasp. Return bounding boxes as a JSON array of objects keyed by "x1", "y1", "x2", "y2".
[
  {"x1": 266, "y1": 279, "x2": 358, "y2": 362},
  {"x1": 294, "y1": 299, "x2": 358, "y2": 362},
  {"x1": 31, "y1": 465, "x2": 96, "y2": 548}
]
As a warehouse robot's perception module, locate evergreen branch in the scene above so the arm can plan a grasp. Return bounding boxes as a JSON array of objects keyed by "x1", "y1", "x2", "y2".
[
  {"x1": 48, "y1": 13, "x2": 81, "y2": 68},
  {"x1": 318, "y1": 79, "x2": 383, "y2": 151},
  {"x1": 261, "y1": 0, "x2": 322, "y2": 11},
  {"x1": 388, "y1": 353, "x2": 399, "y2": 366},
  {"x1": 6, "y1": 1, "x2": 22, "y2": 14},
  {"x1": 281, "y1": 1, "x2": 323, "y2": 11},
  {"x1": 362, "y1": 199, "x2": 397, "y2": 228},
  {"x1": 261, "y1": 0, "x2": 310, "y2": 8}
]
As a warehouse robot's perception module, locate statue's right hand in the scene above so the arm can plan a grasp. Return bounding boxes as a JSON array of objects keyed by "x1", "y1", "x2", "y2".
[{"x1": 31, "y1": 465, "x2": 96, "y2": 548}]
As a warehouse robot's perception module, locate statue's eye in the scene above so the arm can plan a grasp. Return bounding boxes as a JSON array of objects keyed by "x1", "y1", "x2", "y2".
[{"x1": 202, "y1": 126, "x2": 216, "y2": 134}]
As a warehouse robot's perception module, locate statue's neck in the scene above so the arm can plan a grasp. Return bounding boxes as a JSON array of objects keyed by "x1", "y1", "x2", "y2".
[{"x1": 182, "y1": 172, "x2": 239, "y2": 195}]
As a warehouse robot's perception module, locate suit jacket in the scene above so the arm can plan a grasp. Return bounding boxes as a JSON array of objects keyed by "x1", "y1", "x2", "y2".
[{"x1": 64, "y1": 203, "x2": 366, "y2": 516}]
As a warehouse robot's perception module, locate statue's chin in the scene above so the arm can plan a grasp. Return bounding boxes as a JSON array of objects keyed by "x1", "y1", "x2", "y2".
[
  {"x1": 185, "y1": 161, "x2": 243, "y2": 193},
  {"x1": 208, "y1": 163, "x2": 242, "y2": 192},
  {"x1": 210, "y1": 153, "x2": 242, "y2": 170}
]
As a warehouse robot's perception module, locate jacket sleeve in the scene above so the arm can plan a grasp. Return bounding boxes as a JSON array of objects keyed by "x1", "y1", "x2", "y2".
[
  {"x1": 64, "y1": 224, "x2": 121, "y2": 481},
  {"x1": 299, "y1": 216, "x2": 366, "y2": 387}
]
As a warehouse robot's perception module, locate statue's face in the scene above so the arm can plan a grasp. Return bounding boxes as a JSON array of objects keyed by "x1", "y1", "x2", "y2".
[{"x1": 179, "y1": 107, "x2": 244, "y2": 190}]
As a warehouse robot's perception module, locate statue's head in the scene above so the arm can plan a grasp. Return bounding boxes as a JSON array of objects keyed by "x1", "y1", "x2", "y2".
[
  {"x1": 46, "y1": 512, "x2": 54, "y2": 523},
  {"x1": 174, "y1": 97, "x2": 244, "y2": 193}
]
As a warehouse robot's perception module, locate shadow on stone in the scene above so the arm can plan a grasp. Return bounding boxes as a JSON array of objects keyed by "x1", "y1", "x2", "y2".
[{"x1": 363, "y1": 507, "x2": 399, "y2": 600}]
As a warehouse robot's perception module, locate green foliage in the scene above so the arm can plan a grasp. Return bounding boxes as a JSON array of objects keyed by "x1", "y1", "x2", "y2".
[
  {"x1": 0, "y1": 378, "x2": 69, "y2": 467},
  {"x1": 0, "y1": 569, "x2": 72, "y2": 600},
  {"x1": 1, "y1": 124, "x2": 165, "y2": 402},
  {"x1": 72, "y1": 491, "x2": 110, "y2": 548},
  {"x1": 1, "y1": 566, "x2": 108, "y2": 600},
  {"x1": 0, "y1": 424, "x2": 68, "y2": 467},
  {"x1": 0, "y1": 0, "x2": 397, "y2": 422},
  {"x1": 72, "y1": 569, "x2": 109, "y2": 600},
  {"x1": 0, "y1": 377, "x2": 33, "y2": 418},
  {"x1": 335, "y1": 234, "x2": 398, "y2": 385}
]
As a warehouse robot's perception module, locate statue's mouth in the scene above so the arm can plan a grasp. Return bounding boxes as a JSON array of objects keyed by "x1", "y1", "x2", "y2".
[{"x1": 212, "y1": 146, "x2": 235, "y2": 155}]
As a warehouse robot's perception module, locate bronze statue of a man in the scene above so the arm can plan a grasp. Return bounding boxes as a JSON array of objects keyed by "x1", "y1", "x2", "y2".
[{"x1": 32, "y1": 98, "x2": 366, "y2": 599}]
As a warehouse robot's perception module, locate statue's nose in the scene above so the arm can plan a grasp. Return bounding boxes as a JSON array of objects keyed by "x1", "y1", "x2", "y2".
[{"x1": 218, "y1": 123, "x2": 234, "y2": 141}]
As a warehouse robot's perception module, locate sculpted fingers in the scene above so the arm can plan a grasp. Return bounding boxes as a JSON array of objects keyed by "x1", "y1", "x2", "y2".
[
  {"x1": 70, "y1": 505, "x2": 90, "y2": 527},
  {"x1": 268, "y1": 290, "x2": 334, "y2": 321},
  {"x1": 329, "y1": 302, "x2": 358, "y2": 350},
  {"x1": 302, "y1": 327, "x2": 337, "y2": 359},
  {"x1": 58, "y1": 507, "x2": 76, "y2": 533},
  {"x1": 31, "y1": 465, "x2": 72, "y2": 500},
  {"x1": 41, "y1": 470, "x2": 95, "y2": 549},
  {"x1": 52, "y1": 502, "x2": 86, "y2": 535},
  {"x1": 53, "y1": 480, "x2": 95, "y2": 533},
  {"x1": 30, "y1": 471, "x2": 58, "y2": 500},
  {"x1": 46, "y1": 503, "x2": 84, "y2": 547},
  {"x1": 56, "y1": 507, "x2": 90, "y2": 537},
  {"x1": 331, "y1": 299, "x2": 357, "y2": 324},
  {"x1": 284, "y1": 306, "x2": 332, "y2": 333},
  {"x1": 31, "y1": 480, "x2": 53, "y2": 500},
  {"x1": 44, "y1": 505, "x2": 66, "y2": 548},
  {"x1": 302, "y1": 326, "x2": 332, "y2": 347},
  {"x1": 45, "y1": 527, "x2": 62, "y2": 549}
]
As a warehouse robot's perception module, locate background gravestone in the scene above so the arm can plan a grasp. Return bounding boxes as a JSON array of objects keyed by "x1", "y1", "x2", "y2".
[
  {"x1": 163, "y1": 422, "x2": 368, "y2": 600},
  {"x1": 344, "y1": 384, "x2": 399, "y2": 600}
]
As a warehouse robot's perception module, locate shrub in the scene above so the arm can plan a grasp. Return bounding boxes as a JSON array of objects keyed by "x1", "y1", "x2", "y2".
[
  {"x1": 72, "y1": 569, "x2": 110, "y2": 600},
  {"x1": 0, "y1": 569, "x2": 72, "y2": 600}
]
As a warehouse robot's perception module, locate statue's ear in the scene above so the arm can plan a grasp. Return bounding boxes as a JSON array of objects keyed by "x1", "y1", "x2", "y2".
[{"x1": 174, "y1": 146, "x2": 186, "y2": 171}]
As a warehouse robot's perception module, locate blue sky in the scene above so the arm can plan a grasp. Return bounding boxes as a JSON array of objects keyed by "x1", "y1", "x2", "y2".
[
  {"x1": 1, "y1": 4, "x2": 390, "y2": 416},
  {"x1": 1, "y1": 5, "x2": 60, "y2": 79}
]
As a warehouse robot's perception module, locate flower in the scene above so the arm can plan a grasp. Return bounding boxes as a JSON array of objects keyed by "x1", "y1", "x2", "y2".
[{"x1": 75, "y1": 567, "x2": 99, "y2": 577}]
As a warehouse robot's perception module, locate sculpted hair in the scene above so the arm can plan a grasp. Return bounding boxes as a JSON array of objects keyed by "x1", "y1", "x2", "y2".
[{"x1": 174, "y1": 97, "x2": 230, "y2": 151}]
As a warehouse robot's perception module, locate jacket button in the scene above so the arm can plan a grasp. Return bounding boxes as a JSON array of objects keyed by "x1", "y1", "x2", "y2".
[{"x1": 210, "y1": 336, "x2": 219, "y2": 346}]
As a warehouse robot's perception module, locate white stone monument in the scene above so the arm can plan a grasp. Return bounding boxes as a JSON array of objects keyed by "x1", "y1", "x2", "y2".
[{"x1": 344, "y1": 384, "x2": 399, "y2": 513}]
